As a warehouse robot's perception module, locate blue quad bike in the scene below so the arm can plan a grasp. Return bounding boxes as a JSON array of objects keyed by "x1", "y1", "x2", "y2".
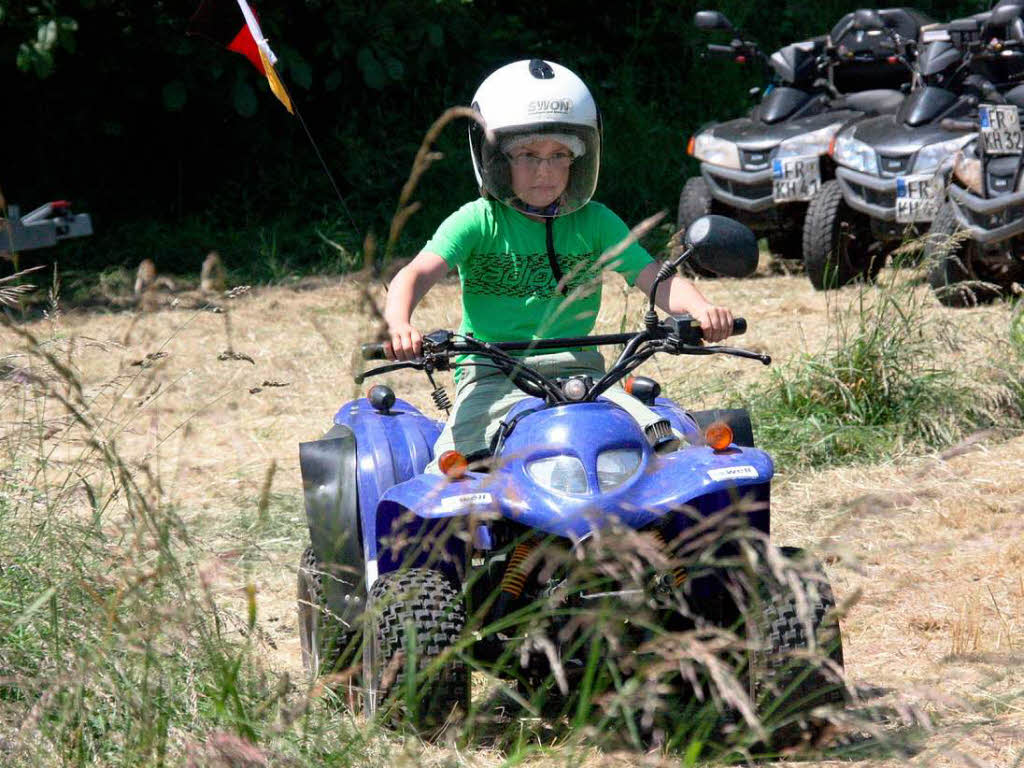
[{"x1": 296, "y1": 215, "x2": 846, "y2": 739}]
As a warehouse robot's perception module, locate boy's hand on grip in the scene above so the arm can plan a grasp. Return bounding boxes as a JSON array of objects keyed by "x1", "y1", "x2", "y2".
[
  {"x1": 385, "y1": 322, "x2": 422, "y2": 361},
  {"x1": 694, "y1": 305, "x2": 734, "y2": 343}
]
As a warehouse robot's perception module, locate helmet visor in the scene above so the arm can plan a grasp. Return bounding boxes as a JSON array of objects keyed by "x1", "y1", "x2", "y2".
[{"x1": 478, "y1": 124, "x2": 600, "y2": 216}]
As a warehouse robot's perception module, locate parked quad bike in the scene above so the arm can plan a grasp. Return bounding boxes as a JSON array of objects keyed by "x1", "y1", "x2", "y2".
[
  {"x1": 806, "y1": 4, "x2": 1024, "y2": 289},
  {"x1": 297, "y1": 216, "x2": 846, "y2": 742},
  {"x1": 924, "y1": 88, "x2": 1024, "y2": 304},
  {"x1": 682, "y1": 7, "x2": 931, "y2": 273}
]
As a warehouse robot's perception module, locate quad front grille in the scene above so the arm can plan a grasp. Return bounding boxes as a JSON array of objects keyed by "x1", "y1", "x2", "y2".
[
  {"x1": 740, "y1": 148, "x2": 773, "y2": 171},
  {"x1": 877, "y1": 154, "x2": 911, "y2": 177},
  {"x1": 706, "y1": 170, "x2": 773, "y2": 200}
]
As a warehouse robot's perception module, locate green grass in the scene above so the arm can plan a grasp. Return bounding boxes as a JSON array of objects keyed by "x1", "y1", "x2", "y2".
[
  {"x1": 5, "y1": 232, "x2": 1023, "y2": 765},
  {"x1": 0, "y1": 320, "x2": 865, "y2": 764},
  {"x1": 746, "y1": 275, "x2": 1024, "y2": 472}
]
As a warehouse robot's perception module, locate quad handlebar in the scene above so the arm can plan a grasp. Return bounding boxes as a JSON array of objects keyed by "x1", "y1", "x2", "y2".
[
  {"x1": 355, "y1": 316, "x2": 763, "y2": 405},
  {"x1": 360, "y1": 317, "x2": 747, "y2": 361}
]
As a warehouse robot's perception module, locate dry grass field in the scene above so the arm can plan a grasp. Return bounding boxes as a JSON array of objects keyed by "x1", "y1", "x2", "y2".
[{"x1": 1, "y1": 258, "x2": 1022, "y2": 766}]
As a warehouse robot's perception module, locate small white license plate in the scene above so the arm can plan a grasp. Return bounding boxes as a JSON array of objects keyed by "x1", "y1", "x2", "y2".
[
  {"x1": 772, "y1": 154, "x2": 821, "y2": 202},
  {"x1": 895, "y1": 174, "x2": 941, "y2": 223},
  {"x1": 980, "y1": 104, "x2": 1022, "y2": 155}
]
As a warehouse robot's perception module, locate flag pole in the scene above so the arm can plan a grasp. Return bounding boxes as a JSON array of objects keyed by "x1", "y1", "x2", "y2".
[
  {"x1": 265, "y1": 61, "x2": 359, "y2": 236},
  {"x1": 292, "y1": 98, "x2": 359, "y2": 236}
]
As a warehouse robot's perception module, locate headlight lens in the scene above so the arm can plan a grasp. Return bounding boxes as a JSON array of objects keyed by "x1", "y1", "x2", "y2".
[
  {"x1": 527, "y1": 455, "x2": 588, "y2": 495},
  {"x1": 691, "y1": 131, "x2": 741, "y2": 170},
  {"x1": 833, "y1": 132, "x2": 878, "y2": 174},
  {"x1": 913, "y1": 135, "x2": 975, "y2": 174},
  {"x1": 596, "y1": 449, "x2": 642, "y2": 492},
  {"x1": 776, "y1": 123, "x2": 843, "y2": 160}
]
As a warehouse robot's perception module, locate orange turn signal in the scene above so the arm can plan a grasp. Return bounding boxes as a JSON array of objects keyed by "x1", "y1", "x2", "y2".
[
  {"x1": 438, "y1": 450, "x2": 468, "y2": 479},
  {"x1": 686, "y1": 135, "x2": 695, "y2": 156},
  {"x1": 704, "y1": 421, "x2": 734, "y2": 451},
  {"x1": 828, "y1": 136, "x2": 837, "y2": 157},
  {"x1": 624, "y1": 376, "x2": 636, "y2": 395}
]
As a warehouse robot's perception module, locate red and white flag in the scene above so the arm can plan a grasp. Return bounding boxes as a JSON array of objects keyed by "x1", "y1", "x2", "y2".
[{"x1": 188, "y1": 0, "x2": 293, "y2": 114}]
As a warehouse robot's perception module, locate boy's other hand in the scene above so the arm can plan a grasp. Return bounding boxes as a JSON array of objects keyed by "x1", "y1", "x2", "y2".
[
  {"x1": 385, "y1": 322, "x2": 423, "y2": 361},
  {"x1": 694, "y1": 305, "x2": 734, "y2": 343}
]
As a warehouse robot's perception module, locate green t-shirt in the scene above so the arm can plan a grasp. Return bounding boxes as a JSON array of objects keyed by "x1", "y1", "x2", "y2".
[{"x1": 424, "y1": 198, "x2": 654, "y2": 348}]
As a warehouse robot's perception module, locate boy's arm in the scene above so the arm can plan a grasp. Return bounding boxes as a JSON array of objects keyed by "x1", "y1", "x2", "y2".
[
  {"x1": 383, "y1": 251, "x2": 450, "y2": 360},
  {"x1": 633, "y1": 263, "x2": 734, "y2": 343}
]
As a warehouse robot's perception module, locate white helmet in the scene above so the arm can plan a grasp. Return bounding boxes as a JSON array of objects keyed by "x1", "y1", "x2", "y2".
[{"x1": 469, "y1": 59, "x2": 601, "y2": 216}]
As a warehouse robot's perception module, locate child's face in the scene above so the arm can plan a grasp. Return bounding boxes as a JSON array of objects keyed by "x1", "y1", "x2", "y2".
[{"x1": 507, "y1": 139, "x2": 573, "y2": 209}]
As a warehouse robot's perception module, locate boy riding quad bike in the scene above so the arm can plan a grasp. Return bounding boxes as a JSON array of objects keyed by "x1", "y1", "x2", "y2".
[
  {"x1": 297, "y1": 215, "x2": 846, "y2": 742},
  {"x1": 805, "y1": 5, "x2": 1024, "y2": 289},
  {"x1": 682, "y1": 7, "x2": 931, "y2": 270},
  {"x1": 296, "y1": 60, "x2": 846, "y2": 741}
]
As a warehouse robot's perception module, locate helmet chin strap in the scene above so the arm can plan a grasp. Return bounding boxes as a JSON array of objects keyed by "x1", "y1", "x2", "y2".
[{"x1": 518, "y1": 200, "x2": 561, "y2": 217}]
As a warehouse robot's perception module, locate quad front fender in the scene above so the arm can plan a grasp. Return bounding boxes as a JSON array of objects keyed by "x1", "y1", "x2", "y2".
[{"x1": 375, "y1": 473, "x2": 496, "y2": 582}]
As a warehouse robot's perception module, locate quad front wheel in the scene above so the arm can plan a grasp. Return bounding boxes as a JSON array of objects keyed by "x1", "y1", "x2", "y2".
[
  {"x1": 364, "y1": 568, "x2": 470, "y2": 731},
  {"x1": 803, "y1": 180, "x2": 884, "y2": 290},
  {"x1": 677, "y1": 177, "x2": 721, "y2": 278},
  {"x1": 749, "y1": 547, "x2": 846, "y2": 746},
  {"x1": 924, "y1": 203, "x2": 1024, "y2": 307}
]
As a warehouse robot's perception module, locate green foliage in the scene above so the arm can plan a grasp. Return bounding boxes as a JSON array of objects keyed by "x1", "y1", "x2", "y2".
[
  {"x1": 0, "y1": 0, "x2": 989, "y2": 274},
  {"x1": 1011, "y1": 299, "x2": 1024, "y2": 360}
]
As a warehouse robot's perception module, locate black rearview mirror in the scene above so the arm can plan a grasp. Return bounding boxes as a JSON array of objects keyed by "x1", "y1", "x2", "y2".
[
  {"x1": 695, "y1": 10, "x2": 735, "y2": 33},
  {"x1": 685, "y1": 215, "x2": 759, "y2": 278}
]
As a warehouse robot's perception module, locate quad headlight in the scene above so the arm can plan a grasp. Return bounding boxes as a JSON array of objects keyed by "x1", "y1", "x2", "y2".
[
  {"x1": 526, "y1": 448, "x2": 643, "y2": 495},
  {"x1": 596, "y1": 449, "x2": 642, "y2": 492},
  {"x1": 691, "y1": 131, "x2": 741, "y2": 170},
  {"x1": 527, "y1": 455, "x2": 588, "y2": 495},
  {"x1": 913, "y1": 135, "x2": 975, "y2": 174},
  {"x1": 832, "y1": 132, "x2": 878, "y2": 174},
  {"x1": 776, "y1": 123, "x2": 843, "y2": 160}
]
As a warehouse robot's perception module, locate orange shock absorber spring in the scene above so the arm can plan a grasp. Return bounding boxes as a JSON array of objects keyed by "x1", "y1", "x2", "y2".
[
  {"x1": 650, "y1": 529, "x2": 687, "y2": 588},
  {"x1": 499, "y1": 539, "x2": 536, "y2": 600}
]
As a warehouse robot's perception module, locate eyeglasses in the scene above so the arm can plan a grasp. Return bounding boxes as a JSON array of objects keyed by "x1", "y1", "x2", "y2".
[{"x1": 506, "y1": 152, "x2": 574, "y2": 171}]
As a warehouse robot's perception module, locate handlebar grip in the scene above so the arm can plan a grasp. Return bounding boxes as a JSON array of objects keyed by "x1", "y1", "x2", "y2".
[
  {"x1": 731, "y1": 318, "x2": 747, "y2": 336},
  {"x1": 360, "y1": 342, "x2": 388, "y2": 360}
]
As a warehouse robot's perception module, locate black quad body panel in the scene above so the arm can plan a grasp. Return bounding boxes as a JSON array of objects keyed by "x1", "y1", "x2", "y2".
[
  {"x1": 689, "y1": 408, "x2": 755, "y2": 448},
  {"x1": 851, "y1": 104, "x2": 969, "y2": 156},
  {"x1": 896, "y1": 86, "x2": 959, "y2": 127},
  {"x1": 712, "y1": 107, "x2": 863, "y2": 148},
  {"x1": 299, "y1": 424, "x2": 365, "y2": 625},
  {"x1": 755, "y1": 86, "x2": 815, "y2": 124}
]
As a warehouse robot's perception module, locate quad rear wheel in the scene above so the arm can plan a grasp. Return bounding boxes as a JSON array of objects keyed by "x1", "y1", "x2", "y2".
[
  {"x1": 767, "y1": 228, "x2": 805, "y2": 273},
  {"x1": 297, "y1": 546, "x2": 359, "y2": 678}
]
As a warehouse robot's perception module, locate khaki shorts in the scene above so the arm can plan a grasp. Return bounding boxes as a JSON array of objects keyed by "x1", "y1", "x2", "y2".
[{"x1": 425, "y1": 349, "x2": 662, "y2": 473}]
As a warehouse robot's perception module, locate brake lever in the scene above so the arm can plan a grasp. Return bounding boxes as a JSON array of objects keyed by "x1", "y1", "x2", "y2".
[
  {"x1": 705, "y1": 345, "x2": 772, "y2": 365},
  {"x1": 354, "y1": 360, "x2": 424, "y2": 384},
  {"x1": 667, "y1": 341, "x2": 772, "y2": 365}
]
